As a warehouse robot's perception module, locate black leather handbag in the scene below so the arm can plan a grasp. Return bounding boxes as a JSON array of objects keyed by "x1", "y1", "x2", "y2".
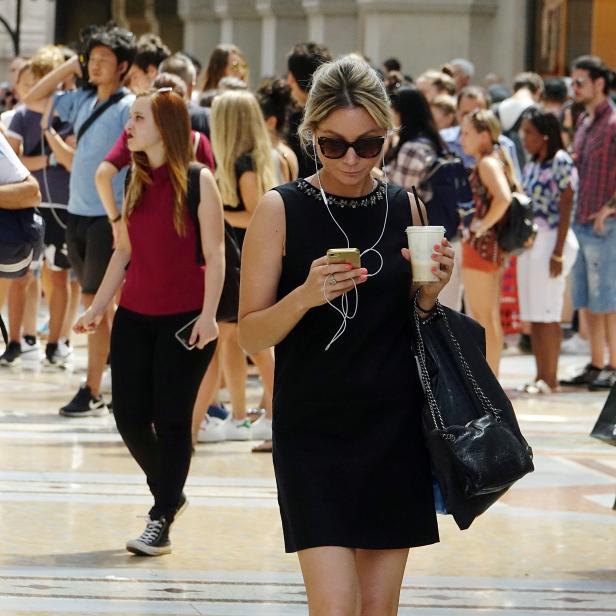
[
  {"x1": 496, "y1": 192, "x2": 537, "y2": 255},
  {"x1": 412, "y1": 297, "x2": 534, "y2": 529}
]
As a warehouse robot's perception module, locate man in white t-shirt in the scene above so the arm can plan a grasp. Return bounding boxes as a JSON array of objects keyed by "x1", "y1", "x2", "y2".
[{"x1": 0, "y1": 130, "x2": 42, "y2": 365}]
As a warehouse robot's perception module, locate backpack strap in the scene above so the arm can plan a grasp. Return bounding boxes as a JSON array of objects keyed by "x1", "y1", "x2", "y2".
[
  {"x1": 76, "y1": 89, "x2": 129, "y2": 144},
  {"x1": 185, "y1": 162, "x2": 206, "y2": 265}
]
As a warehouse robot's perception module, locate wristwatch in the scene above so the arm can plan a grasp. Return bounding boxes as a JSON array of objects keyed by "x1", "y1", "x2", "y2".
[{"x1": 109, "y1": 214, "x2": 122, "y2": 223}]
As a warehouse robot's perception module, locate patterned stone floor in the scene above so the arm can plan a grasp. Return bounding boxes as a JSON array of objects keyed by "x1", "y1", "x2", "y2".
[{"x1": 0, "y1": 337, "x2": 614, "y2": 615}]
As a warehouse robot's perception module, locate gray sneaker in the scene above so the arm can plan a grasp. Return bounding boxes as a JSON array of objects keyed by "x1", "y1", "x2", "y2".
[{"x1": 588, "y1": 367, "x2": 616, "y2": 391}]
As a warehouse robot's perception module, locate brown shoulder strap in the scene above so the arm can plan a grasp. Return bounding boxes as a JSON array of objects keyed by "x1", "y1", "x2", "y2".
[{"x1": 409, "y1": 185, "x2": 428, "y2": 226}]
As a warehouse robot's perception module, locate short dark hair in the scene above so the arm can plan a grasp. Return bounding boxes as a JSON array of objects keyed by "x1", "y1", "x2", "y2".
[
  {"x1": 158, "y1": 53, "x2": 196, "y2": 88},
  {"x1": 383, "y1": 57, "x2": 401, "y2": 72},
  {"x1": 287, "y1": 42, "x2": 332, "y2": 92},
  {"x1": 457, "y1": 85, "x2": 490, "y2": 109},
  {"x1": 572, "y1": 55, "x2": 615, "y2": 95},
  {"x1": 543, "y1": 77, "x2": 568, "y2": 103},
  {"x1": 83, "y1": 22, "x2": 136, "y2": 79},
  {"x1": 134, "y1": 34, "x2": 170, "y2": 72},
  {"x1": 522, "y1": 106, "x2": 563, "y2": 161},
  {"x1": 513, "y1": 71, "x2": 544, "y2": 95}
]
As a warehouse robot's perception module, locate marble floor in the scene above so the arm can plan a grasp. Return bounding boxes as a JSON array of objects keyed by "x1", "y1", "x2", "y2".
[{"x1": 0, "y1": 337, "x2": 615, "y2": 615}]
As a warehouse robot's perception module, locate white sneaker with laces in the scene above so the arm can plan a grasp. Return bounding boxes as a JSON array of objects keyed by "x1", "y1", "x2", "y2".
[
  {"x1": 197, "y1": 416, "x2": 227, "y2": 443},
  {"x1": 251, "y1": 416, "x2": 272, "y2": 440},
  {"x1": 225, "y1": 418, "x2": 252, "y2": 441}
]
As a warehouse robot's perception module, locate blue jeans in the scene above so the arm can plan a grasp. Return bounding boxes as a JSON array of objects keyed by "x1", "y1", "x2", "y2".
[{"x1": 571, "y1": 219, "x2": 616, "y2": 313}]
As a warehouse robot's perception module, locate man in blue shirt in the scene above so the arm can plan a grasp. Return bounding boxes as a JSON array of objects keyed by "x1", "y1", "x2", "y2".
[{"x1": 25, "y1": 24, "x2": 136, "y2": 416}]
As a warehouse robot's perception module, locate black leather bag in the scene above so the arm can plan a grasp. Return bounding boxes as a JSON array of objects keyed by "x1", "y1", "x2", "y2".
[
  {"x1": 496, "y1": 192, "x2": 537, "y2": 255},
  {"x1": 412, "y1": 298, "x2": 534, "y2": 530}
]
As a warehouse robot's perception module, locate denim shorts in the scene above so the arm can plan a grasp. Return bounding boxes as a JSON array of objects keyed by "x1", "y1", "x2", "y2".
[{"x1": 571, "y1": 219, "x2": 616, "y2": 313}]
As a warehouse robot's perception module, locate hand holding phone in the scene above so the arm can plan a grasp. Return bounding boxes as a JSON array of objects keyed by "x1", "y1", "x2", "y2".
[{"x1": 175, "y1": 314, "x2": 219, "y2": 350}]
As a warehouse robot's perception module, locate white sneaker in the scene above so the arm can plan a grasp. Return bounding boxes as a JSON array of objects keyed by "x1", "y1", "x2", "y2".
[
  {"x1": 225, "y1": 418, "x2": 252, "y2": 441},
  {"x1": 561, "y1": 333, "x2": 590, "y2": 355},
  {"x1": 55, "y1": 337, "x2": 74, "y2": 360},
  {"x1": 20, "y1": 336, "x2": 42, "y2": 360},
  {"x1": 197, "y1": 416, "x2": 227, "y2": 443},
  {"x1": 251, "y1": 416, "x2": 272, "y2": 440}
]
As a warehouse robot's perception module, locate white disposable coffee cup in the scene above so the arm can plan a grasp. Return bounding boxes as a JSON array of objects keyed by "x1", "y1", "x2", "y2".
[{"x1": 405, "y1": 226, "x2": 446, "y2": 283}]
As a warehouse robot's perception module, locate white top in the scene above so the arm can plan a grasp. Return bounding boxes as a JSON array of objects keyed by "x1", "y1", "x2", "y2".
[{"x1": 0, "y1": 130, "x2": 28, "y2": 185}]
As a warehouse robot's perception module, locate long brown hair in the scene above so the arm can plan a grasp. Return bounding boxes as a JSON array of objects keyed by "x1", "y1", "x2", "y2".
[
  {"x1": 201, "y1": 44, "x2": 247, "y2": 91},
  {"x1": 124, "y1": 89, "x2": 193, "y2": 235}
]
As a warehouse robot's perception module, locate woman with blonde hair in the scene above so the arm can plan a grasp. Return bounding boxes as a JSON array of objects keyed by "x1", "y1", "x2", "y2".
[
  {"x1": 239, "y1": 56, "x2": 454, "y2": 614},
  {"x1": 195, "y1": 89, "x2": 277, "y2": 445},
  {"x1": 460, "y1": 108, "x2": 520, "y2": 376},
  {"x1": 74, "y1": 88, "x2": 225, "y2": 555}
]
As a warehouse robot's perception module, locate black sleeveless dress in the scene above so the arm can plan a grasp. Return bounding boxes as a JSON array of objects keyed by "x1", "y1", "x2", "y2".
[{"x1": 272, "y1": 178, "x2": 439, "y2": 553}]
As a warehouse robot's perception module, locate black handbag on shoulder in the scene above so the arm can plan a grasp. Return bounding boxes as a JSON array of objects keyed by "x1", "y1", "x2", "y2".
[
  {"x1": 412, "y1": 297, "x2": 534, "y2": 530},
  {"x1": 496, "y1": 192, "x2": 537, "y2": 255}
]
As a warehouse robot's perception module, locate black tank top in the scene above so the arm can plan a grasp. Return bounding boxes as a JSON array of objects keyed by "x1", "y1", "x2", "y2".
[{"x1": 273, "y1": 178, "x2": 421, "y2": 418}]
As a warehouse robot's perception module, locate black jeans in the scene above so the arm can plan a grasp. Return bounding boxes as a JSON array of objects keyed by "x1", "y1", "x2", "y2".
[{"x1": 110, "y1": 306, "x2": 216, "y2": 520}]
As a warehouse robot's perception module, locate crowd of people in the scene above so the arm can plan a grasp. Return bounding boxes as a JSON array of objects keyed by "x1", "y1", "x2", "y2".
[{"x1": 0, "y1": 19, "x2": 615, "y2": 578}]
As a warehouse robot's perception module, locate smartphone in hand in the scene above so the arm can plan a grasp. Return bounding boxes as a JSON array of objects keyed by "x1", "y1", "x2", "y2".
[
  {"x1": 326, "y1": 248, "x2": 361, "y2": 268},
  {"x1": 174, "y1": 316, "x2": 199, "y2": 350}
]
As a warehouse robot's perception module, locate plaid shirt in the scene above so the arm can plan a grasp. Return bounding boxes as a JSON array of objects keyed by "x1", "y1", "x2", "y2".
[
  {"x1": 573, "y1": 99, "x2": 616, "y2": 224},
  {"x1": 386, "y1": 139, "x2": 436, "y2": 201}
]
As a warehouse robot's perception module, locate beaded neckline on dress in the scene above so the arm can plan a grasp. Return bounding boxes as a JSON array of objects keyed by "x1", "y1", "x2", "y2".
[{"x1": 296, "y1": 178, "x2": 386, "y2": 209}]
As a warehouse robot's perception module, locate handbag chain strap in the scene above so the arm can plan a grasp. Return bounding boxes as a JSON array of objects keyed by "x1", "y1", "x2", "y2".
[{"x1": 413, "y1": 296, "x2": 500, "y2": 433}]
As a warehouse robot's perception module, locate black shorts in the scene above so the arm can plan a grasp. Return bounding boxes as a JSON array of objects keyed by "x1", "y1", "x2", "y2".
[
  {"x1": 40, "y1": 206, "x2": 71, "y2": 271},
  {"x1": 66, "y1": 214, "x2": 113, "y2": 294}
]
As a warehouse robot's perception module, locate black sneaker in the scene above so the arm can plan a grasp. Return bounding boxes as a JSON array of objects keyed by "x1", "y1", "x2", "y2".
[
  {"x1": 0, "y1": 341, "x2": 21, "y2": 366},
  {"x1": 559, "y1": 363, "x2": 602, "y2": 387},
  {"x1": 517, "y1": 333, "x2": 532, "y2": 354},
  {"x1": 59, "y1": 385, "x2": 109, "y2": 417},
  {"x1": 43, "y1": 342, "x2": 66, "y2": 368},
  {"x1": 126, "y1": 516, "x2": 171, "y2": 556},
  {"x1": 588, "y1": 367, "x2": 616, "y2": 391}
]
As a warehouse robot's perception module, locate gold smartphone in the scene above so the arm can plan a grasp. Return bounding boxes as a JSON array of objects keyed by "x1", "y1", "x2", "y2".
[{"x1": 327, "y1": 248, "x2": 361, "y2": 268}]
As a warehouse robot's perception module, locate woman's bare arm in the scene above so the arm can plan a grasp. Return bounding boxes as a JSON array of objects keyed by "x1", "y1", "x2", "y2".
[{"x1": 223, "y1": 171, "x2": 259, "y2": 229}]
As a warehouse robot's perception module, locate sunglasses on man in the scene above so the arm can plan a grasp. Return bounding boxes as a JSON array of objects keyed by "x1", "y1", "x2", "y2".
[{"x1": 317, "y1": 135, "x2": 385, "y2": 159}]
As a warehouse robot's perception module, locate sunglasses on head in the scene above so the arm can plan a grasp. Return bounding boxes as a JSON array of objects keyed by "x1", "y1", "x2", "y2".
[{"x1": 317, "y1": 135, "x2": 385, "y2": 159}]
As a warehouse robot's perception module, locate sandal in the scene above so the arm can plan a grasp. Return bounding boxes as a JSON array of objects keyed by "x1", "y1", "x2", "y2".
[{"x1": 518, "y1": 379, "x2": 553, "y2": 395}]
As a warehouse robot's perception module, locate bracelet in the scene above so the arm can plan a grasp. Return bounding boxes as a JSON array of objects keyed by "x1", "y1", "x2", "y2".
[
  {"x1": 550, "y1": 254, "x2": 564, "y2": 263},
  {"x1": 109, "y1": 214, "x2": 121, "y2": 223}
]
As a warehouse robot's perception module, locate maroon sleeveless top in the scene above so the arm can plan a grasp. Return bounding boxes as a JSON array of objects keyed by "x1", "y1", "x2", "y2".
[{"x1": 120, "y1": 165, "x2": 204, "y2": 315}]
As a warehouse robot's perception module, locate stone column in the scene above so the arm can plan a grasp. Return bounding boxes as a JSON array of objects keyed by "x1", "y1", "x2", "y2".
[
  {"x1": 256, "y1": 0, "x2": 307, "y2": 77},
  {"x1": 178, "y1": 0, "x2": 221, "y2": 71},
  {"x1": 357, "y1": 0, "x2": 499, "y2": 80},
  {"x1": 302, "y1": 0, "x2": 358, "y2": 58},
  {"x1": 214, "y1": 0, "x2": 261, "y2": 87}
]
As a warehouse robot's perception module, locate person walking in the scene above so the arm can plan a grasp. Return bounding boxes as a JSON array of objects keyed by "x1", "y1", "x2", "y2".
[
  {"x1": 238, "y1": 56, "x2": 454, "y2": 615},
  {"x1": 24, "y1": 23, "x2": 137, "y2": 416},
  {"x1": 460, "y1": 109, "x2": 519, "y2": 376},
  {"x1": 74, "y1": 88, "x2": 224, "y2": 555},
  {"x1": 517, "y1": 107, "x2": 579, "y2": 393}
]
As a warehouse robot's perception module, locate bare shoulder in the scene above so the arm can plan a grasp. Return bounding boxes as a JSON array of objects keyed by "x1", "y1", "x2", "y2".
[
  {"x1": 253, "y1": 189, "x2": 285, "y2": 227},
  {"x1": 198, "y1": 166, "x2": 216, "y2": 190},
  {"x1": 477, "y1": 155, "x2": 501, "y2": 177}
]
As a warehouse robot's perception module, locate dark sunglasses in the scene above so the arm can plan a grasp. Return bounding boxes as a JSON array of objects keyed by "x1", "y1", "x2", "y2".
[
  {"x1": 317, "y1": 136, "x2": 385, "y2": 159},
  {"x1": 572, "y1": 77, "x2": 588, "y2": 88}
]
